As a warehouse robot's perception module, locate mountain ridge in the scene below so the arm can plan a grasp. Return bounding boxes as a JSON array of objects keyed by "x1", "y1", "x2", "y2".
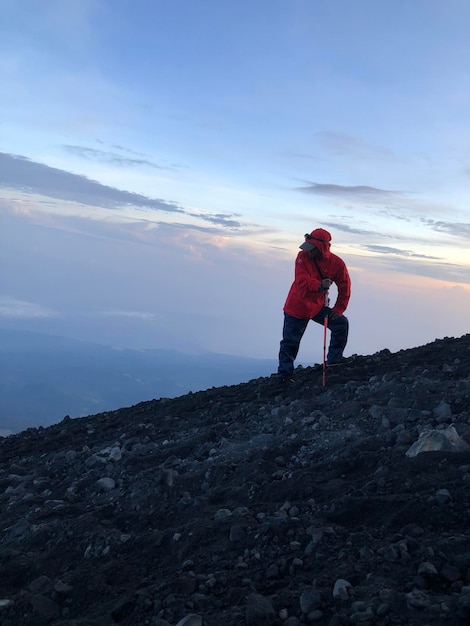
[{"x1": 0, "y1": 333, "x2": 469, "y2": 625}]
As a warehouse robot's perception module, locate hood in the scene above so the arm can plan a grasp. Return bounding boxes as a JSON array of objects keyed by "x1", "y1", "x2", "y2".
[{"x1": 300, "y1": 228, "x2": 332, "y2": 258}]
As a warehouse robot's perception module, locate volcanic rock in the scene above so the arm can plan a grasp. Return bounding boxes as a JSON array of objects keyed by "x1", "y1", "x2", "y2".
[{"x1": 1, "y1": 334, "x2": 470, "y2": 625}]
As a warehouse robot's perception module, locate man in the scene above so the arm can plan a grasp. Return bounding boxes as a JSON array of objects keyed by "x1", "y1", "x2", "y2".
[{"x1": 277, "y1": 228, "x2": 351, "y2": 381}]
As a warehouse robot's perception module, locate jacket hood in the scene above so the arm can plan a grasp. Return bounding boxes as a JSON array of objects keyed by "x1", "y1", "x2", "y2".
[{"x1": 300, "y1": 228, "x2": 332, "y2": 258}]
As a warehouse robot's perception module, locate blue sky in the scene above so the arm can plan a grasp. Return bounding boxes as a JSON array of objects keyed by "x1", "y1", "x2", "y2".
[{"x1": 1, "y1": 0, "x2": 469, "y2": 361}]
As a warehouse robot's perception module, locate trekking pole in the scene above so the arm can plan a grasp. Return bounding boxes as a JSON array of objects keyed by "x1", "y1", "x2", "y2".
[{"x1": 322, "y1": 289, "x2": 329, "y2": 387}]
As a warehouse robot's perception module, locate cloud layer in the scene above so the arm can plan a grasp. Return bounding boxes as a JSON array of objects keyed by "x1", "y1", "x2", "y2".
[{"x1": 0, "y1": 152, "x2": 243, "y2": 230}]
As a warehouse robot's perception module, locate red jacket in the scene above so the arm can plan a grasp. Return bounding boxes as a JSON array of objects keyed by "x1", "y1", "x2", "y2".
[{"x1": 283, "y1": 250, "x2": 351, "y2": 320}]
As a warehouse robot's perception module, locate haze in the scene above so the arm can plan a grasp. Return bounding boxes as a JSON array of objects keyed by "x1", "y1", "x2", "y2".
[{"x1": 1, "y1": 0, "x2": 469, "y2": 365}]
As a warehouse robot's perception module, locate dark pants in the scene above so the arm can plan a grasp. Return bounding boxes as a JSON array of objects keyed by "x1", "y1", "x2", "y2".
[{"x1": 278, "y1": 310, "x2": 349, "y2": 376}]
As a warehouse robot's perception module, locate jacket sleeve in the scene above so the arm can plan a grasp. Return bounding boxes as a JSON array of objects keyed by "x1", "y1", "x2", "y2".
[
  {"x1": 331, "y1": 260, "x2": 351, "y2": 315},
  {"x1": 294, "y1": 253, "x2": 322, "y2": 297}
]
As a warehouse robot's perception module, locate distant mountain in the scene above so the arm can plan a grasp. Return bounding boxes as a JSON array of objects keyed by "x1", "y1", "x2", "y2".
[{"x1": 0, "y1": 328, "x2": 276, "y2": 434}]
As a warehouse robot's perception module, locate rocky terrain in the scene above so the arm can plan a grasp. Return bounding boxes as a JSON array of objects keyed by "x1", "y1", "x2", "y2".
[{"x1": 1, "y1": 334, "x2": 470, "y2": 626}]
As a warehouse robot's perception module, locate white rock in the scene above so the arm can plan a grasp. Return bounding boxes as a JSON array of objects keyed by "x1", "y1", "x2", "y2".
[
  {"x1": 333, "y1": 578, "x2": 353, "y2": 600},
  {"x1": 405, "y1": 425, "x2": 470, "y2": 457},
  {"x1": 418, "y1": 561, "x2": 438, "y2": 576},
  {"x1": 433, "y1": 401, "x2": 452, "y2": 421},
  {"x1": 214, "y1": 508, "x2": 232, "y2": 520},
  {"x1": 95, "y1": 477, "x2": 115, "y2": 491}
]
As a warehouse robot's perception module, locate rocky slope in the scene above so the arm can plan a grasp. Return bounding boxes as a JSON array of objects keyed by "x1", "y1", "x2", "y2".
[{"x1": 1, "y1": 334, "x2": 470, "y2": 626}]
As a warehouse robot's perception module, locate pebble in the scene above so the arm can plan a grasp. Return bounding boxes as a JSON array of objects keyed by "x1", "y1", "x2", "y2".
[
  {"x1": 333, "y1": 579, "x2": 354, "y2": 600},
  {"x1": 299, "y1": 587, "x2": 321, "y2": 613},
  {"x1": 95, "y1": 477, "x2": 115, "y2": 491},
  {"x1": 406, "y1": 589, "x2": 431, "y2": 609},
  {"x1": 174, "y1": 615, "x2": 203, "y2": 626},
  {"x1": 245, "y1": 593, "x2": 275, "y2": 625}
]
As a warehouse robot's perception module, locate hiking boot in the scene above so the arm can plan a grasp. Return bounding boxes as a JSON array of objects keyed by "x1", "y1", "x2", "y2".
[
  {"x1": 326, "y1": 356, "x2": 352, "y2": 367},
  {"x1": 275, "y1": 373, "x2": 295, "y2": 385}
]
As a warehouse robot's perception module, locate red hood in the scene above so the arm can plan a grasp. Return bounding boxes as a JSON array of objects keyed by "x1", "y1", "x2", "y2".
[{"x1": 308, "y1": 228, "x2": 331, "y2": 259}]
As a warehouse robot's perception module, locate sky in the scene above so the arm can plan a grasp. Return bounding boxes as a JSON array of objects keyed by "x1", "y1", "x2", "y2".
[{"x1": 1, "y1": 0, "x2": 469, "y2": 364}]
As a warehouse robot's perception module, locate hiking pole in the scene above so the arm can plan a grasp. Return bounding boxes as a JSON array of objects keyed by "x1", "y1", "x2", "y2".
[{"x1": 322, "y1": 289, "x2": 329, "y2": 387}]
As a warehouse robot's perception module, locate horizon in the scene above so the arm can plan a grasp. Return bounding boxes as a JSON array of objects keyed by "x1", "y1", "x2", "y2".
[
  {"x1": 1, "y1": 1, "x2": 469, "y2": 362},
  {"x1": 1, "y1": 324, "x2": 468, "y2": 360},
  {"x1": 2, "y1": 328, "x2": 468, "y2": 440}
]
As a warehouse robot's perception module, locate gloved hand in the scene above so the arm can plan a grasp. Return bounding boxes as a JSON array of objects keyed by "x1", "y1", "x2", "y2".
[{"x1": 321, "y1": 278, "x2": 333, "y2": 289}]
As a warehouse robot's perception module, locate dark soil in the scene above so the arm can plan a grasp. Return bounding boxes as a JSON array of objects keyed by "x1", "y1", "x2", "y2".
[{"x1": 1, "y1": 334, "x2": 470, "y2": 625}]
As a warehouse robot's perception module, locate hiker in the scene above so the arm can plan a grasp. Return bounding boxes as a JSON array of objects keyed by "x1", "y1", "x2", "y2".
[{"x1": 277, "y1": 228, "x2": 351, "y2": 381}]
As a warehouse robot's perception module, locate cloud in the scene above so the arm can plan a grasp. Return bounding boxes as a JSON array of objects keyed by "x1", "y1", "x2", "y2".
[
  {"x1": 296, "y1": 181, "x2": 401, "y2": 201},
  {"x1": 71, "y1": 141, "x2": 187, "y2": 171},
  {"x1": 349, "y1": 251, "x2": 470, "y2": 285},
  {"x1": 422, "y1": 219, "x2": 470, "y2": 240},
  {"x1": 62, "y1": 145, "x2": 169, "y2": 170},
  {"x1": 99, "y1": 310, "x2": 158, "y2": 321},
  {"x1": 361, "y1": 245, "x2": 441, "y2": 260},
  {"x1": 0, "y1": 152, "x2": 243, "y2": 230},
  {"x1": 321, "y1": 222, "x2": 384, "y2": 237},
  {"x1": 107, "y1": 143, "x2": 145, "y2": 155},
  {"x1": 0, "y1": 296, "x2": 61, "y2": 319},
  {"x1": 0, "y1": 206, "x2": 294, "y2": 357},
  {"x1": 0, "y1": 152, "x2": 182, "y2": 212},
  {"x1": 187, "y1": 212, "x2": 241, "y2": 228}
]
